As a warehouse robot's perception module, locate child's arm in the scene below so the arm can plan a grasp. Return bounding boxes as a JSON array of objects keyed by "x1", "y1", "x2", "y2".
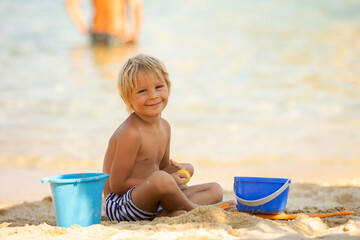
[
  {"x1": 159, "y1": 120, "x2": 193, "y2": 188},
  {"x1": 158, "y1": 146, "x2": 189, "y2": 189},
  {"x1": 159, "y1": 120, "x2": 194, "y2": 175},
  {"x1": 161, "y1": 159, "x2": 194, "y2": 190},
  {"x1": 108, "y1": 127, "x2": 143, "y2": 195},
  {"x1": 162, "y1": 159, "x2": 194, "y2": 177}
]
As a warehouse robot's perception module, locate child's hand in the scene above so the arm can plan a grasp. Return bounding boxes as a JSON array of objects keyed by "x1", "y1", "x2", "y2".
[
  {"x1": 171, "y1": 172, "x2": 189, "y2": 190},
  {"x1": 170, "y1": 159, "x2": 183, "y2": 171},
  {"x1": 168, "y1": 159, "x2": 191, "y2": 189}
]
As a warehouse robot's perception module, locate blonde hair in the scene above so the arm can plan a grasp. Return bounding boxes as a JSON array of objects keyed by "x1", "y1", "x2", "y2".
[{"x1": 118, "y1": 54, "x2": 171, "y2": 113}]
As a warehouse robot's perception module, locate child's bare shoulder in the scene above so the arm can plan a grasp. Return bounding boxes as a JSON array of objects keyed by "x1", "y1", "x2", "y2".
[
  {"x1": 111, "y1": 115, "x2": 141, "y2": 143},
  {"x1": 160, "y1": 118, "x2": 171, "y2": 129}
]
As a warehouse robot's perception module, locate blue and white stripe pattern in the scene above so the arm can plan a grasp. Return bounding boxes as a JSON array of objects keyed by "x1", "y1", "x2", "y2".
[{"x1": 104, "y1": 187, "x2": 158, "y2": 222}]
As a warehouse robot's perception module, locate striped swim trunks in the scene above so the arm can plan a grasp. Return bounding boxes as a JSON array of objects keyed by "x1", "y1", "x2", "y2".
[{"x1": 104, "y1": 187, "x2": 161, "y2": 222}]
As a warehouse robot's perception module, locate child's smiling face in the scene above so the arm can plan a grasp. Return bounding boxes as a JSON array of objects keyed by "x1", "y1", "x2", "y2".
[{"x1": 129, "y1": 71, "x2": 169, "y2": 118}]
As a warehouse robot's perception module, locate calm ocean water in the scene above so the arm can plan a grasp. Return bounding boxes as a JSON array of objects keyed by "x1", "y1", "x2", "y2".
[{"x1": 1, "y1": 0, "x2": 360, "y2": 168}]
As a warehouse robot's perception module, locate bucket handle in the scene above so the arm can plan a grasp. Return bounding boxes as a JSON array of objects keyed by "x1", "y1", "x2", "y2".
[
  {"x1": 41, "y1": 178, "x2": 50, "y2": 183},
  {"x1": 234, "y1": 179, "x2": 290, "y2": 207}
]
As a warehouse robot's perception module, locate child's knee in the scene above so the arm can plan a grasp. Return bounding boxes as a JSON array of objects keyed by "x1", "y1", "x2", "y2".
[
  {"x1": 183, "y1": 163, "x2": 194, "y2": 176},
  {"x1": 149, "y1": 170, "x2": 177, "y2": 194},
  {"x1": 210, "y1": 182, "x2": 223, "y2": 202}
]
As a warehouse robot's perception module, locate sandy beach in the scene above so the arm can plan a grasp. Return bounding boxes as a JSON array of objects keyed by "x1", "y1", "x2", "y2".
[
  {"x1": 1, "y1": 0, "x2": 360, "y2": 239},
  {"x1": 0, "y1": 163, "x2": 359, "y2": 239}
]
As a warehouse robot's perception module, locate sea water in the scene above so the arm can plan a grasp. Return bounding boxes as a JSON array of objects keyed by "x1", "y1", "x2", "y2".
[{"x1": 0, "y1": 0, "x2": 359, "y2": 168}]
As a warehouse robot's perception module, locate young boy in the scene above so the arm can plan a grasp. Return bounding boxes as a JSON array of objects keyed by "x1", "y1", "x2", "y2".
[{"x1": 103, "y1": 54, "x2": 235, "y2": 221}]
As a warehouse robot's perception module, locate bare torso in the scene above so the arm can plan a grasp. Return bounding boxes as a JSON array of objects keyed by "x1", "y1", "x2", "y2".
[
  {"x1": 102, "y1": 113, "x2": 170, "y2": 197},
  {"x1": 92, "y1": 0, "x2": 126, "y2": 35}
]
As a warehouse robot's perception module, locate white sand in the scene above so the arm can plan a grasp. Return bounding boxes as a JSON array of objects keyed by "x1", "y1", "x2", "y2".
[{"x1": 0, "y1": 165, "x2": 359, "y2": 239}]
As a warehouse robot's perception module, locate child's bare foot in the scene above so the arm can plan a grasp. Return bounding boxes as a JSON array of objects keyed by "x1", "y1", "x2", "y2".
[{"x1": 155, "y1": 210, "x2": 187, "y2": 218}]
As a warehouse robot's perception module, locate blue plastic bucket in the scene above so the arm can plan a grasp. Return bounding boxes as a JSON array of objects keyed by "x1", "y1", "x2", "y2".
[
  {"x1": 41, "y1": 173, "x2": 109, "y2": 227},
  {"x1": 234, "y1": 176, "x2": 291, "y2": 214}
]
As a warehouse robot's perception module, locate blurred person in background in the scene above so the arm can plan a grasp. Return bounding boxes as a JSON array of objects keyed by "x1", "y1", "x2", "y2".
[{"x1": 66, "y1": 0, "x2": 143, "y2": 46}]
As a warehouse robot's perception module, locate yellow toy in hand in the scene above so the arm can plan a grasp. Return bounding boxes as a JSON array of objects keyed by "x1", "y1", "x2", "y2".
[{"x1": 177, "y1": 169, "x2": 191, "y2": 183}]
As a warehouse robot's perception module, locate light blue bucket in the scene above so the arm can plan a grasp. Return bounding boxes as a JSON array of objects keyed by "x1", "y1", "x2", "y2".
[{"x1": 41, "y1": 172, "x2": 109, "y2": 227}]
